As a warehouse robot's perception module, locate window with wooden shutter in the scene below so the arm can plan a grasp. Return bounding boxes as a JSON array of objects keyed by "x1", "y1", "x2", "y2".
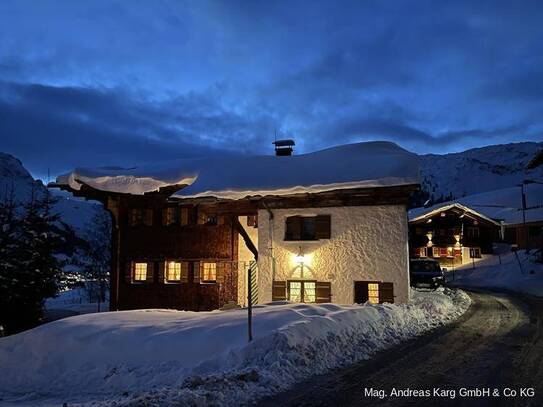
[
  {"x1": 378, "y1": 282, "x2": 394, "y2": 304},
  {"x1": 354, "y1": 281, "x2": 394, "y2": 304},
  {"x1": 285, "y1": 215, "x2": 331, "y2": 241},
  {"x1": 315, "y1": 282, "x2": 332, "y2": 303},
  {"x1": 272, "y1": 281, "x2": 287, "y2": 301}
]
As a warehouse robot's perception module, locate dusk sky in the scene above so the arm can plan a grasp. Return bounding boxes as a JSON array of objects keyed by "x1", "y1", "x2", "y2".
[{"x1": 0, "y1": 0, "x2": 542, "y2": 179}]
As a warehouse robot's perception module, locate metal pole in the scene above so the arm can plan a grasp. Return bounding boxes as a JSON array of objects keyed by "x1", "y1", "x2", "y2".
[{"x1": 247, "y1": 264, "x2": 253, "y2": 342}]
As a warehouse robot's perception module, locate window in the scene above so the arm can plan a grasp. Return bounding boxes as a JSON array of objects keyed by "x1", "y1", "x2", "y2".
[
  {"x1": 180, "y1": 207, "x2": 190, "y2": 225},
  {"x1": 202, "y1": 262, "x2": 217, "y2": 282},
  {"x1": 469, "y1": 247, "x2": 481, "y2": 258},
  {"x1": 166, "y1": 261, "x2": 181, "y2": 281},
  {"x1": 467, "y1": 227, "x2": 480, "y2": 238},
  {"x1": 285, "y1": 215, "x2": 330, "y2": 241},
  {"x1": 287, "y1": 280, "x2": 316, "y2": 303},
  {"x1": 419, "y1": 247, "x2": 428, "y2": 257},
  {"x1": 354, "y1": 281, "x2": 394, "y2": 304},
  {"x1": 130, "y1": 209, "x2": 153, "y2": 226},
  {"x1": 134, "y1": 263, "x2": 147, "y2": 281},
  {"x1": 367, "y1": 283, "x2": 379, "y2": 304},
  {"x1": 163, "y1": 207, "x2": 179, "y2": 225}
]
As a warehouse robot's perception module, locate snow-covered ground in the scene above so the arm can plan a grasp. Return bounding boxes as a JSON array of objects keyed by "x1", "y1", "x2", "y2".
[
  {"x1": 45, "y1": 287, "x2": 109, "y2": 315},
  {"x1": 0, "y1": 289, "x2": 470, "y2": 407},
  {"x1": 449, "y1": 250, "x2": 543, "y2": 297}
]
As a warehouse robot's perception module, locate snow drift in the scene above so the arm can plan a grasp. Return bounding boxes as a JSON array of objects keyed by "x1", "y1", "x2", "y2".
[
  {"x1": 55, "y1": 141, "x2": 420, "y2": 198},
  {"x1": 0, "y1": 288, "x2": 470, "y2": 406}
]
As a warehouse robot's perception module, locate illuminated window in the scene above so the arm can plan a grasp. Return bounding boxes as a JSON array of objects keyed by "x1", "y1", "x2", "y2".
[
  {"x1": 166, "y1": 261, "x2": 181, "y2": 281},
  {"x1": 202, "y1": 262, "x2": 217, "y2": 281},
  {"x1": 287, "y1": 281, "x2": 316, "y2": 303},
  {"x1": 368, "y1": 283, "x2": 379, "y2": 304},
  {"x1": 419, "y1": 247, "x2": 427, "y2": 257},
  {"x1": 134, "y1": 263, "x2": 147, "y2": 281}
]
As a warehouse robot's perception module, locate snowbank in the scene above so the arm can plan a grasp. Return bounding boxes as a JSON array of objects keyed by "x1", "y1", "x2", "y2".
[
  {"x1": 0, "y1": 289, "x2": 469, "y2": 406},
  {"x1": 449, "y1": 250, "x2": 543, "y2": 297},
  {"x1": 55, "y1": 142, "x2": 419, "y2": 198}
]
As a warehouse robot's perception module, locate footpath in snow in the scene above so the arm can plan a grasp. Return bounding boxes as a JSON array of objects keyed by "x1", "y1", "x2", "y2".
[
  {"x1": 0, "y1": 288, "x2": 470, "y2": 407},
  {"x1": 449, "y1": 250, "x2": 543, "y2": 297}
]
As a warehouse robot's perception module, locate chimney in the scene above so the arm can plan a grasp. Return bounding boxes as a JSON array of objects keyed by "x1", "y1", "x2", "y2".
[{"x1": 272, "y1": 139, "x2": 295, "y2": 156}]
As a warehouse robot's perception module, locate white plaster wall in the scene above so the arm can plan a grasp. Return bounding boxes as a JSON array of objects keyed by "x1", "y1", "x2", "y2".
[
  {"x1": 237, "y1": 216, "x2": 259, "y2": 306},
  {"x1": 257, "y1": 205, "x2": 410, "y2": 304}
]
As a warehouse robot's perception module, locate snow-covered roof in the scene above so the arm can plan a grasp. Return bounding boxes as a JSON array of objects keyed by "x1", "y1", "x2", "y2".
[
  {"x1": 56, "y1": 141, "x2": 420, "y2": 199},
  {"x1": 409, "y1": 183, "x2": 543, "y2": 226},
  {"x1": 409, "y1": 203, "x2": 501, "y2": 226}
]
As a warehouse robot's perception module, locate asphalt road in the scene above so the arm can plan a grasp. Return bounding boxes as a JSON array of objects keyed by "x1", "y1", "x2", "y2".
[{"x1": 258, "y1": 289, "x2": 543, "y2": 407}]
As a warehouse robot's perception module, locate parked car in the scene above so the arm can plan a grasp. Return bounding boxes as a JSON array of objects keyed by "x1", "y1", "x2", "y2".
[{"x1": 409, "y1": 258, "x2": 445, "y2": 289}]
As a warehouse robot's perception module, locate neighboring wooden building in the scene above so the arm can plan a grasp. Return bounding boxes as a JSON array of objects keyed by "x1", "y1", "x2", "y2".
[
  {"x1": 52, "y1": 141, "x2": 419, "y2": 309},
  {"x1": 409, "y1": 203, "x2": 501, "y2": 266}
]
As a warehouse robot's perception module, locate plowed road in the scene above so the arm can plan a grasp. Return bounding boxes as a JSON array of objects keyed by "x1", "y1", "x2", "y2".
[{"x1": 259, "y1": 289, "x2": 543, "y2": 407}]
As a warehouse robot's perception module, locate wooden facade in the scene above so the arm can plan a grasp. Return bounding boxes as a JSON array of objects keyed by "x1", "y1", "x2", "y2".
[{"x1": 409, "y1": 204, "x2": 501, "y2": 266}]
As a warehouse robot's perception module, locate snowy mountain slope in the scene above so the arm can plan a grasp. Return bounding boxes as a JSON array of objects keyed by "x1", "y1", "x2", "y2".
[
  {"x1": 420, "y1": 142, "x2": 543, "y2": 201},
  {"x1": 0, "y1": 152, "x2": 104, "y2": 236}
]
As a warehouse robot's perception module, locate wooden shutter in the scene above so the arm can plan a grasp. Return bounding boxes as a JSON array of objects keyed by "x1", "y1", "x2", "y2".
[
  {"x1": 216, "y1": 262, "x2": 226, "y2": 284},
  {"x1": 181, "y1": 261, "x2": 190, "y2": 283},
  {"x1": 315, "y1": 215, "x2": 331, "y2": 239},
  {"x1": 193, "y1": 261, "x2": 201, "y2": 283},
  {"x1": 272, "y1": 281, "x2": 287, "y2": 301},
  {"x1": 180, "y1": 207, "x2": 189, "y2": 225},
  {"x1": 125, "y1": 261, "x2": 133, "y2": 283},
  {"x1": 146, "y1": 262, "x2": 155, "y2": 283},
  {"x1": 144, "y1": 209, "x2": 153, "y2": 226},
  {"x1": 315, "y1": 282, "x2": 332, "y2": 303},
  {"x1": 285, "y1": 216, "x2": 302, "y2": 240},
  {"x1": 378, "y1": 282, "x2": 394, "y2": 304},
  {"x1": 130, "y1": 209, "x2": 138, "y2": 226},
  {"x1": 354, "y1": 281, "x2": 369, "y2": 304},
  {"x1": 158, "y1": 261, "x2": 165, "y2": 283}
]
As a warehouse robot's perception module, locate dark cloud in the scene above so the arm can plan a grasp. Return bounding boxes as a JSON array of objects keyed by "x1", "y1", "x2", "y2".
[{"x1": 0, "y1": 0, "x2": 542, "y2": 177}]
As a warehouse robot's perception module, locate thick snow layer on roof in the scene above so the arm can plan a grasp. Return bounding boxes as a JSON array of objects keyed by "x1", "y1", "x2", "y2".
[
  {"x1": 409, "y1": 183, "x2": 543, "y2": 225},
  {"x1": 56, "y1": 141, "x2": 419, "y2": 198},
  {"x1": 0, "y1": 290, "x2": 469, "y2": 406}
]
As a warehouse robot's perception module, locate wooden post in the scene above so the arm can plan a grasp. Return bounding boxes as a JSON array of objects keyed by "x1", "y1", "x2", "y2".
[{"x1": 247, "y1": 264, "x2": 253, "y2": 342}]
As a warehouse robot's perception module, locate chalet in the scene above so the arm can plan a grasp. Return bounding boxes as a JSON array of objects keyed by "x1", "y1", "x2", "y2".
[
  {"x1": 51, "y1": 141, "x2": 419, "y2": 310},
  {"x1": 409, "y1": 203, "x2": 501, "y2": 266}
]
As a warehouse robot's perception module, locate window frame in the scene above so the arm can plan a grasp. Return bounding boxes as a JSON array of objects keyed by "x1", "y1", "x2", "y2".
[
  {"x1": 201, "y1": 262, "x2": 217, "y2": 283},
  {"x1": 287, "y1": 280, "x2": 317, "y2": 303},
  {"x1": 284, "y1": 215, "x2": 331, "y2": 241},
  {"x1": 165, "y1": 261, "x2": 182, "y2": 282},
  {"x1": 133, "y1": 262, "x2": 148, "y2": 282}
]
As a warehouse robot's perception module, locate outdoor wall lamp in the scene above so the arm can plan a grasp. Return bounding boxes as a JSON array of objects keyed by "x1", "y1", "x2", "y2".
[{"x1": 294, "y1": 246, "x2": 305, "y2": 264}]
